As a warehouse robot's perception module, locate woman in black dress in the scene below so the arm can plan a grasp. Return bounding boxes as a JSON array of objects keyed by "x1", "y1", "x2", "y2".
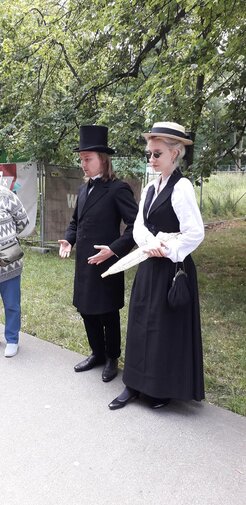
[{"x1": 109, "y1": 121, "x2": 205, "y2": 409}]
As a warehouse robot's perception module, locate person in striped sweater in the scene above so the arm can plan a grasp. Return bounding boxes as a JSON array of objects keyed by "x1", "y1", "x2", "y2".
[{"x1": 0, "y1": 186, "x2": 29, "y2": 357}]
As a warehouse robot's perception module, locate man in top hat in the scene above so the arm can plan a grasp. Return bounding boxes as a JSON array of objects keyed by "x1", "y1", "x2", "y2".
[{"x1": 59, "y1": 125, "x2": 138, "y2": 383}]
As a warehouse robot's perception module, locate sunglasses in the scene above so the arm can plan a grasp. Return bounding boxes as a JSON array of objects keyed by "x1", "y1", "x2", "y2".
[{"x1": 145, "y1": 151, "x2": 163, "y2": 162}]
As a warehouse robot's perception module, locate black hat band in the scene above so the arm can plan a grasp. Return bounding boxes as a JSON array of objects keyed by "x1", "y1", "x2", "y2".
[{"x1": 150, "y1": 127, "x2": 189, "y2": 139}]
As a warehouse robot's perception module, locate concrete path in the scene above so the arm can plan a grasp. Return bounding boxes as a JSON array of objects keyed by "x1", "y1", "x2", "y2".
[{"x1": 0, "y1": 327, "x2": 245, "y2": 505}]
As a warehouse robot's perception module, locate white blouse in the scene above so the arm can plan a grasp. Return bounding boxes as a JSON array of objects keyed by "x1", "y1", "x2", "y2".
[{"x1": 133, "y1": 175, "x2": 205, "y2": 263}]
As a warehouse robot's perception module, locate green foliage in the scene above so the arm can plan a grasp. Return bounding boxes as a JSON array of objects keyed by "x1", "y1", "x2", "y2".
[
  {"x1": 0, "y1": 0, "x2": 245, "y2": 177},
  {"x1": 195, "y1": 173, "x2": 246, "y2": 220},
  {"x1": 207, "y1": 195, "x2": 222, "y2": 216},
  {"x1": 206, "y1": 192, "x2": 243, "y2": 217},
  {"x1": 113, "y1": 157, "x2": 145, "y2": 178}
]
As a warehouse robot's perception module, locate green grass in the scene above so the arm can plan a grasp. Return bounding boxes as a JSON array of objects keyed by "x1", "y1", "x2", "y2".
[
  {"x1": 195, "y1": 172, "x2": 246, "y2": 221},
  {"x1": 193, "y1": 221, "x2": 246, "y2": 415},
  {"x1": 1, "y1": 220, "x2": 245, "y2": 416},
  {"x1": 20, "y1": 250, "x2": 87, "y2": 353}
]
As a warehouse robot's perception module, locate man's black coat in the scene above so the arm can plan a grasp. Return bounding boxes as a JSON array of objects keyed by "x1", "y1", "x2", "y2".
[{"x1": 65, "y1": 178, "x2": 138, "y2": 314}]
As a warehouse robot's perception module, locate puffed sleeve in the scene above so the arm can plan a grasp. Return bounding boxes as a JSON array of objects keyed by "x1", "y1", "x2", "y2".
[{"x1": 164, "y1": 178, "x2": 205, "y2": 262}]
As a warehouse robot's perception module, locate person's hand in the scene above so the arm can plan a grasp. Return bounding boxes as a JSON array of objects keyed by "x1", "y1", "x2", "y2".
[
  {"x1": 88, "y1": 245, "x2": 114, "y2": 265},
  {"x1": 144, "y1": 241, "x2": 167, "y2": 258},
  {"x1": 58, "y1": 240, "x2": 72, "y2": 258}
]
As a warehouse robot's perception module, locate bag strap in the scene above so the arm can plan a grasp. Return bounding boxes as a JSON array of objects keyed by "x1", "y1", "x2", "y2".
[{"x1": 174, "y1": 261, "x2": 186, "y2": 274}]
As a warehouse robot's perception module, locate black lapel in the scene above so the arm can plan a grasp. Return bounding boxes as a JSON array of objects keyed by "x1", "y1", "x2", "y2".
[
  {"x1": 148, "y1": 170, "x2": 183, "y2": 216},
  {"x1": 77, "y1": 184, "x2": 88, "y2": 216},
  {"x1": 143, "y1": 185, "x2": 155, "y2": 222},
  {"x1": 80, "y1": 179, "x2": 109, "y2": 217}
]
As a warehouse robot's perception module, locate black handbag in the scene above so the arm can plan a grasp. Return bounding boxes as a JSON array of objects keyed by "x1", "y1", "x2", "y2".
[
  {"x1": 167, "y1": 262, "x2": 191, "y2": 309},
  {"x1": 0, "y1": 241, "x2": 24, "y2": 266}
]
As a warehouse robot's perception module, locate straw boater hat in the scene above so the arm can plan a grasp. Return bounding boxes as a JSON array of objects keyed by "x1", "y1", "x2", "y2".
[
  {"x1": 142, "y1": 121, "x2": 193, "y2": 145},
  {"x1": 73, "y1": 125, "x2": 115, "y2": 154}
]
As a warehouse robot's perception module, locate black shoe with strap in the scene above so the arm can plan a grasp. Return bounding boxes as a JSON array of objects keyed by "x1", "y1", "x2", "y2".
[
  {"x1": 74, "y1": 354, "x2": 105, "y2": 373},
  {"x1": 108, "y1": 387, "x2": 139, "y2": 410},
  {"x1": 102, "y1": 358, "x2": 118, "y2": 382}
]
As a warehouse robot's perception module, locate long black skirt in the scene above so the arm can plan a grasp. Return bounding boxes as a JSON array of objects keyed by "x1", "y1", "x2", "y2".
[{"x1": 123, "y1": 255, "x2": 205, "y2": 401}]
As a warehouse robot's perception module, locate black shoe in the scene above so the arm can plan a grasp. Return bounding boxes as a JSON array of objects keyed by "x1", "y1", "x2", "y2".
[
  {"x1": 108, "y1": 387, "x2": 139, "y2": 410},
  {"x1": 102, "y1": 358, "x2": 118, "y2": 382},
  {"x1": 148, "y1": 397, "x2": 170, "y2": 409},
  {"x1": 74, "y1": 354, "x2": 105, "y2": 373}
]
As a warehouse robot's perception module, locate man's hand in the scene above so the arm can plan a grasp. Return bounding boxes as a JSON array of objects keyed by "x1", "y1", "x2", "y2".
[
  {"x1": 88, "y1": 245, "x2": 114, "y2": 265},
  {"x1": 58, "y1": 240, "x2": 72, "y2": 258}
]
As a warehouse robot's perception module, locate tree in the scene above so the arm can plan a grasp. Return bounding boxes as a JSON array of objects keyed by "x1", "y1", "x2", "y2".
[{"x1": 0, "y1": 0, "x2": 245, "y2": 177}]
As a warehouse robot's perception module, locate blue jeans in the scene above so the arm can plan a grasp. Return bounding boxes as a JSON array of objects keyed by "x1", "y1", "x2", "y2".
[{"x1": 0, "y1": 275, "x2": 21, "y2": 344}]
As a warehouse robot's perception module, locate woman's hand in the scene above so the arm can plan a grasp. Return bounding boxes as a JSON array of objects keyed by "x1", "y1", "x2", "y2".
[
  {"x1": 144, "y1": 242, "x2": 167, "y2": 258},
  {"x1": 88, "y1": 245, "x2": 114, "y2": 265},
  {"x1": 58, "y1": 240, "x2": 72, "y2": 258}
]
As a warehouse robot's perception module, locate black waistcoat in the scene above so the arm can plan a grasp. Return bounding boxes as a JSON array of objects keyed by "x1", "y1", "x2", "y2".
[{"x1": 143, "y1": 169, "x2": 183, "y2": 235}]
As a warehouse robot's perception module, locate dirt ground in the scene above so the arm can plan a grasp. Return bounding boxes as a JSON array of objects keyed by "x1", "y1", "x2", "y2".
[{"x1": 204, "y1": 217, "x2": 246, "y2": 231}]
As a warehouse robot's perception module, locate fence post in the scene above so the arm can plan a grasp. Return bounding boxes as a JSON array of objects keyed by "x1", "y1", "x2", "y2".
[{"x1": 32, "y1": 161, "x2": 49, "y2": 253}]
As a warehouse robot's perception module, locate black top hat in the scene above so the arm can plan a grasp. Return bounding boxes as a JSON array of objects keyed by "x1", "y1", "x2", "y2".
[{"x1": 73, "y1": 125, "x2": 115, "y2": 154}]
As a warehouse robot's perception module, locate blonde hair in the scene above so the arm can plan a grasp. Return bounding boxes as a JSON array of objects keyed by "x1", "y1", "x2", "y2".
[
  {"x1": 147, "y1": 136, "x2": 186, "y2": 168},
  {"x1": 98, "y1": 153, "x2": 116, "y2": 180}
]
